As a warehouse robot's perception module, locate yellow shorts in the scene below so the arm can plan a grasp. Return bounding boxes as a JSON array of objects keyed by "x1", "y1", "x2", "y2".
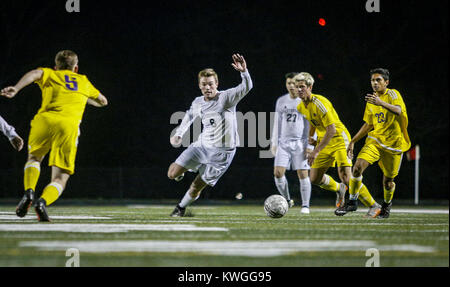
[
  {"x1": 357, "y1": 139, "x2": 403, "y2": 178},
  {"x1": 28, "y1": 113, "x2": 80, "y2": 175},
  {"x1": 312, "y1": 130, "x2": 353, "y2": 169}
]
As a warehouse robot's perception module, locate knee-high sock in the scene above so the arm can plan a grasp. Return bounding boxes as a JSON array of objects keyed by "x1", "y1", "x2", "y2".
[
  {"x1": 384, "y1": 182, "x2": 396, "y2": 204},
  {"x1": 349, "y1": 176, "x2": 376, "y2": 206},
  {"x1": 274, "y1": 176, "x2": 290, "y2": 201},
  {"x1": 179, "y1": 190, "x2": 200, "y2": 208},
  {"x1": 318, "y1": 174, "x2": 339, "y2": 192},
  {"x1": 24, "y1": 161, "x2": 41, "y2": 191},
  {"x1": 41, "y1": 182, "x2": 64, "y2": 206},
  {"x1": 299, "y1": 177, "x2": 311, "y2": 207}
]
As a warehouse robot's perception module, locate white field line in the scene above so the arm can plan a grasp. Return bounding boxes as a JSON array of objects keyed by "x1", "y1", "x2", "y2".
[
  {"x1": 0, "y1": 214, "x2": 111, "y2": 220},
  {"x1": 18, "y1": 240, "x2": 436, "y2": 256},
  {"x1": 0, "y1": 224, "x2": 228, "y2": 233}
]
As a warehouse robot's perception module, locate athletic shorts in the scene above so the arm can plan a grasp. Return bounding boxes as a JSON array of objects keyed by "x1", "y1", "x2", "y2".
[
  {"x1": 28, "y1": 113, "x2": 80, "y2": 175},
  {"x1": 357, "y1": 138, "x2": 404, "y2": 178},
  {"x1": 312, "y1": 130, "x2": 352, "y2": 169},
  {"x1": 274, "y1": 140, "x2": 310, "y2": 170},
  {"x1": 175, "y1": 145, "x2": 236, "y2": 186}
]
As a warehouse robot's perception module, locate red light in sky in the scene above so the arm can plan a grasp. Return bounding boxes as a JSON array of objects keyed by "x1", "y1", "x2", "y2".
[{"x1": 318, "y1": 18, "x2": 326, "y2": 26}]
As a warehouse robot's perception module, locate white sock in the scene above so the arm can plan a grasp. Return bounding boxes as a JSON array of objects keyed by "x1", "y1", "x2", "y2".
[
  {"x1": 299, "y1": 177, "x2": 311, "y2": 207},
  {"x1": 179, "y1": 190, "x2": 199, "y2": 208},
  {"x1": 274, "y1": 176, "x2": 290, "y2": 201}
]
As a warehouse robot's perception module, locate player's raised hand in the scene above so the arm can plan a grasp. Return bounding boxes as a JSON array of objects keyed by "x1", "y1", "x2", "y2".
[
  {"x1": 1, "y1": 86, "x2": 18, "y2": 98},
  {"x1": 231, "y1": 54, "x2": 247, "y2": 72},
  {"x1": 10, "y1": 135, "x2": 24, "y2": 151},
  {"x1": 365, "y1": 93, "x2": 382, "y2": 106}
]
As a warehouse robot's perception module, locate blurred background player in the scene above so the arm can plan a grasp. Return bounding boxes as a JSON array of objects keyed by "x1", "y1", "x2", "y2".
[
  {"x1": 0, "y1": 114, "x2": 24, "y2": 151},
  {"x1": 336, "y1": 68, "x2": 410, "y2": 218},
  {"x1": 1, "y1": 50, "x2": 108, "y2": 222},
  {"x1": 270, "y1": 72, "x2": 314, "y2": 214},
  {"x1": 294, "y1": 72, "x2": 379, "y2": 215},
  {"x1": 168, "y1": 54, "x2": 253, "y2": 217}
]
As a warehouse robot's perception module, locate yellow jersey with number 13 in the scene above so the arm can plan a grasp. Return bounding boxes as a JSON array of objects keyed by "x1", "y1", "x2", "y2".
[
  {"x1": 363, "y1": 88, "x2": 410, "y2": 153},
  {"x1": 33, "y1": 67, "x2": 100, "y2": 123}
]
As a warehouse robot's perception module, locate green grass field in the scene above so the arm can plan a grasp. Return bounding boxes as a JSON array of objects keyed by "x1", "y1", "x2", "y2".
[{"x1": 0, "y1": 203, "x2": 448, "y2": 267}]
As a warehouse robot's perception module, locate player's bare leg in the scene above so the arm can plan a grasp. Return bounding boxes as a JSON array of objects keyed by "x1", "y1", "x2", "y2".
[
  {"x1": 274, "y1": 166, "x2": 293, "y2": 207},
  {"x1": 171, "y1": 174, "x2": 208, "y2": 217},
  {"x1": 167, "y1": 163, "x2": 188, "y2": 182},
  {"x1": 16, "y1": 153, "x2": 44, "y2": 218}
]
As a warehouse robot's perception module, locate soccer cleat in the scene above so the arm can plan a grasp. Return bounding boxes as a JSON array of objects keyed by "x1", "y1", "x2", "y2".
[
  {"x1": 365, "y1": 203, "x2": 382, "y2": 218},
  {"x1": 174, "y1": 173, "x2": 185, "y2": 182},
  {"x1": 335, "y1": 183, "x2": 347, "y2": 208},
  {"x1": 300, "y1": 206, "x2": 310, "y2": 214},
  {"x1": 34, "y1": 198, "x2": 51, "y2": 222},
  {"x1": 334, "y1": 199, "x2": 358, "y2": 216},
  {"x1": 288, "y1": 199, "x2": 294, "y2": 208},
  {"x1": 378, "y1": 202, "x2": 392, "y2": 219},
  {"x1": 15, "y1": 189, "x2": 35, "y2": 218},
  {"x1": 170, "y1": 204, "x2": 186, "y2": 217}
]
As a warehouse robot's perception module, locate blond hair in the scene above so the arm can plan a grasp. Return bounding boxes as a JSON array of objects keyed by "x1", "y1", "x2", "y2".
[
  {"x1": 294, "y1": 72, "x2": 315, "y2": 87},
  {"x1": 55, "y1": 50, "x2": 78, "y2": 70},
  {"x1": 198, "y1": 68, "x2": 218, "y2": 83}
]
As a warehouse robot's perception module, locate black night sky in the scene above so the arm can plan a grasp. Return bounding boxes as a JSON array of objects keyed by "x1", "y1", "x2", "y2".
[{"x1": 0, "y1": 0, "x2": 448, "y2": 201}]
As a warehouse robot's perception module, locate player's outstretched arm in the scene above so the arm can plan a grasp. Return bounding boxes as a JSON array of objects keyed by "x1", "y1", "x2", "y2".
[
  {"x1": 1, "y1": 69, "x2": 43, "y2": 99},
  {"x1": 87, "y1": 93, "x2": 108, "y2": 107}
]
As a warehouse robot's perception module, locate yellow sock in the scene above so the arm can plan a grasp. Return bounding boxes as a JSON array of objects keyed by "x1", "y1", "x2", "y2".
[
  {"x1": 349, "y1": 176, "x2": 363, "y2": 199},
  {"x1": 384, "y1": 182, "x2": 396, "y2": 203},
  {"x1": 319, "y1": 174, "x2": 339, "y2": 192},
  {"x1": 24, "y1": 161, "x2": 41, "y2": 191},
  {"x1": 41, "y1": 183, "x2": 64, "y2": 206},
  {"x1": 358, "y1": 184, "x2": 376, "y2": 207}
]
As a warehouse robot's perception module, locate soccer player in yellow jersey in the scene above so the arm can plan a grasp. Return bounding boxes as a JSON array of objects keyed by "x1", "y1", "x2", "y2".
[
  {"x1": 295, "y1": 72, "x2": 381, "y2": 215},
  {"x1": 1, "y1": 50, "x2": 108, "y2": 221},
  {"x1": 335, "y1": 68, "x2": 410, "y2": 218}
]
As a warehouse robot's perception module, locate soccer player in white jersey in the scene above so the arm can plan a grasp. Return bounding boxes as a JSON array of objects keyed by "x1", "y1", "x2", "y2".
[
  {"x1": 271, "y1": 72, "x2": 314, "y2": 214},
  {"x1": 0, "y1": 114, "x2": 24, "y2": 151},
  {"x1": 167, "y1": 54, "x2": 253, "y2": 217}
]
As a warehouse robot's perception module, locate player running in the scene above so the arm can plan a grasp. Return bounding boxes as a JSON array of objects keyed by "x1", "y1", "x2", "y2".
[
  {"x1": 1, "y1": 115, "x2": 24, "y2": 151},
  {"x1": 1, "y1": 50, "x2": 108, "y2": 222},
  {"x1": 335, "y1": 68, "x2": 410, "y2": 218},
  {"x1": 294, "y1": 72, "x2": 379, "y2": 214},
  {"x1": 270, "y1": 72, "x2": 314, "y2": 214},
  {"x1": 168, "y1": 54, "x2": 253, "y2": 217}
]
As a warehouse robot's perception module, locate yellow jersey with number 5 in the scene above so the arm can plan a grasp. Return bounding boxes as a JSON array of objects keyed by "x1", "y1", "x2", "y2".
[
  {"x1": 363, "y1": 88, "x2": 410, "y2": 153},
  {"x1": 33, "y1": 67, "x2": 100, "y2": 123}
]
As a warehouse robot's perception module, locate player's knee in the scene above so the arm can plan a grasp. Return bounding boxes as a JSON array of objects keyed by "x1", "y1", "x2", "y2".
[
  {"x1": 352, "y1": 165, "x2": 363, "y2": 178},
  {"x1": 310, "y1": 175, "x2": 322, "y2": 185},
  {"x1": 273, "y1": 168, "x2": 285, "y2": 179}
]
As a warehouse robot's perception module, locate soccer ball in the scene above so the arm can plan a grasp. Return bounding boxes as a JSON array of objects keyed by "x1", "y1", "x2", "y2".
[{"x1": 264, "y1": 195, "x2": 289, "y2": 218}]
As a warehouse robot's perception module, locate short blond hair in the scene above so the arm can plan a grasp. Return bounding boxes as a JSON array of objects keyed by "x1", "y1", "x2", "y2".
[
  {"x1": 294, "y1": 72, "x2": 315, "y2": 87},
  {"x1": 55, "y1": 50, "x2": 78, "y2": 70},
  {"x1": 198, "y1": 68, "x2": 218, "y2": 83}
]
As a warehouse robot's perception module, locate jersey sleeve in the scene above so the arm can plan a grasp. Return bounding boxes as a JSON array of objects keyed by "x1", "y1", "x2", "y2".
[
  {"x1": 222, "y1": 70, "x2": 253, "y2": 108},
  {"x1": 84, "y1": 77, "x2": 100, "y2": 99},
  {"x1": 363, "y1": 103, "x2": 373, "y2": 124},
  {"x1": 174, "y1": 104, "x2": 197, "y2": 138},
  {"x1": 0, "y1": 115, "x2": 18, "y2": 140},
  {"x1": 271, "y1": 98, "x2": 282, "y2": 146},
  {"x1": 318, "y1": 100, "x2": 337, "y2": 128},
  {"x1": 33, "y1": 67, "x2": 52, "y2": 89}
]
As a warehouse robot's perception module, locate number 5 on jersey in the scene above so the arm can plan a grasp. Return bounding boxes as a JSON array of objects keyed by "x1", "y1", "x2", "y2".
[{"x1": 64, "y1": 75, "x2": 78, "y2": 91}]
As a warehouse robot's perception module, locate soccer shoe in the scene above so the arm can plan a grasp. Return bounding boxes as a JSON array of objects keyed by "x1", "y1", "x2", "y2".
[
  {"x1": 15, "y1": 189, "x2": 34, "y2": 218},
  {"x1": 170, "y1": 204, "x2": 186, "y2": 217},
  {"x1": 34, "y1": 198, "x2": 51, "y2": 222},
  {"x1": 300, "y1": 206, "x2": 310, "y2": 214},
  {"x1": 378, "y1": 202, "x2": 392, "y2": 219},
  {"x1": 174, "y1": 173, "x2": 185, "y2": 182},
  {"x1": 335, "y1": 183, "x2": 347, "y2": 208},
  {"x1": 288, "y1": 199, "x2": 294, "y2": 208},
  {"x1": 365, "y1": 203, "x2": 382, "y2": 218},
  {"x1": 334, "y1": 199, "x2": 358, "y2": 216}
]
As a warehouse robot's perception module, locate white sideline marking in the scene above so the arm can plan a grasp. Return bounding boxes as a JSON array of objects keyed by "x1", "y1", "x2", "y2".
[
  {"x1": 18, "y1": 240, "x2": 436, "y2": 256},
  {"x1": 0, "y1": 214, "x2": 111, "y2": 221},
  {"x1": 0, "y1": 224, "x2": 228, "y2": 233},
  {"x1": 314, "y1": 208, "x2": 449, "y2": 214}
]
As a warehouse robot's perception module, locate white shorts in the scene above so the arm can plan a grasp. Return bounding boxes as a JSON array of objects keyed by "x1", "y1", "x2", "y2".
[
  {"x1": 274, "y1": 140, "x2": 310, "y2": 170},
  {"x1": 175, "y1": 145, "x2": 236, "y2": 186}
]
